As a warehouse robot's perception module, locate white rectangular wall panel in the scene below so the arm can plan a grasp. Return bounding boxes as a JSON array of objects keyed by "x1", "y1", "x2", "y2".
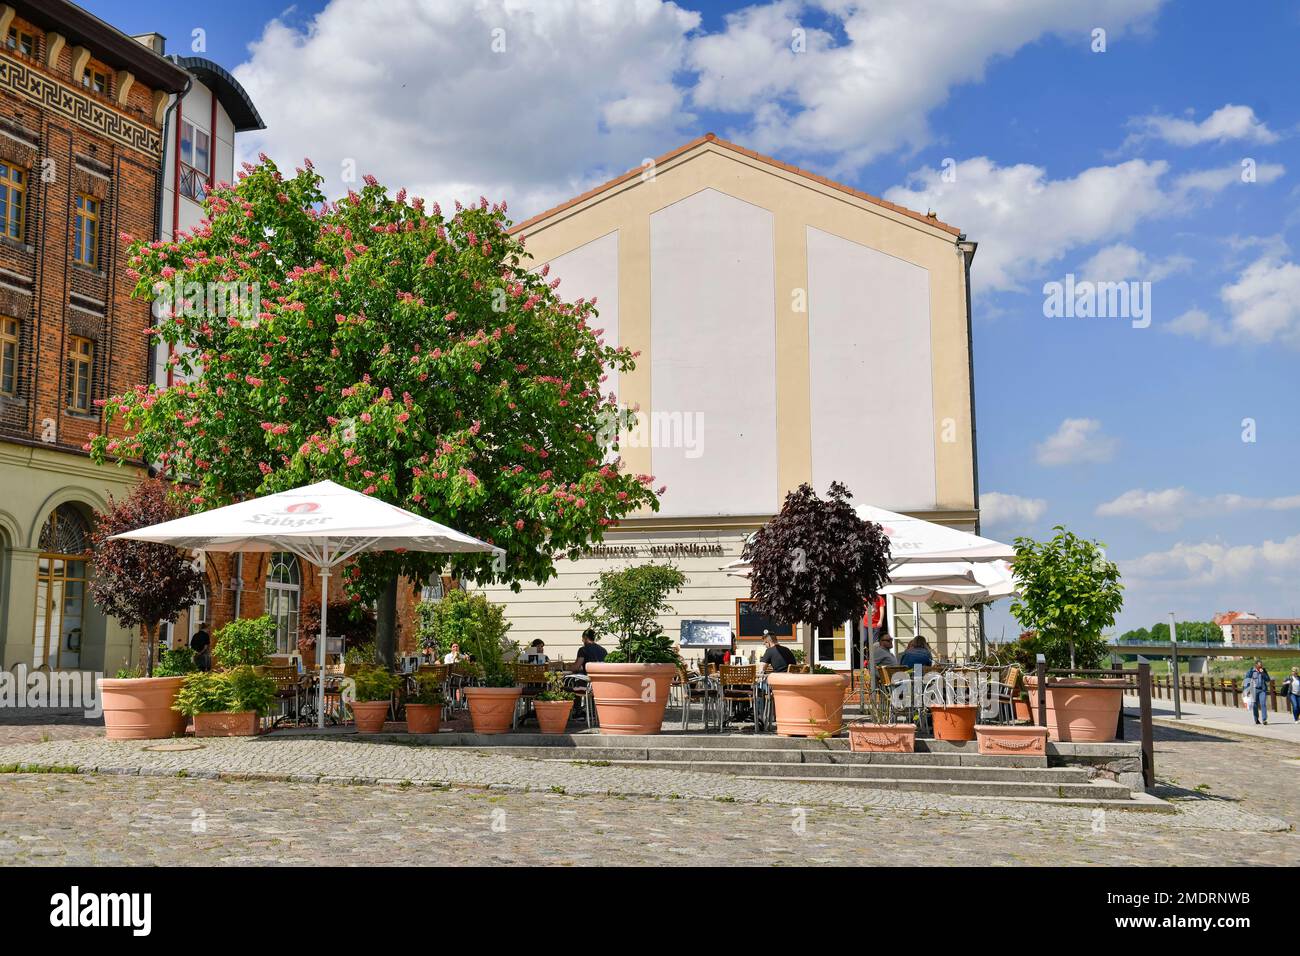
[{"x1": 806, "y1": 226, "x2": 936, "y2": 510}]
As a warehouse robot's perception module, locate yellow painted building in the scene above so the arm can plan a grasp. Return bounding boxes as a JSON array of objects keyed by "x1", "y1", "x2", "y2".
[{"x1": 475, "y1": 135, "x2": 982, "y2": 667}]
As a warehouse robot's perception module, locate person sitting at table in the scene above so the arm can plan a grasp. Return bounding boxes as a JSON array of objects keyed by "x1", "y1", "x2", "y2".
[
  {"x1": 442, "y1": 642, "x2": 462, "y2": 665},
  {"x1": 574, "y1": 629, "x2": 606, "y2": 673},
  {"x1": 899, "y1": 636, "x2": 933, "y2": 668},
  {"x1": 522, "y1": 639, "x2": 548, "y2": 664},
  {"x1": 869, "y1": 628, "x2": 898, "y2": 668},
  {"x1": 759, "y1": 632, "x2": 796, "y2": 674}
]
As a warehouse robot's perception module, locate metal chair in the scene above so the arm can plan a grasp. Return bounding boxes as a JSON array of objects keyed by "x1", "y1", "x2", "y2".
[
  {"x1": 268, "y1": 664, "x2": 303, "y2": 727},
  {"x1": 676, "y1": 666, "x2": 720, "y2": 731},
  {"x1": 512, "y1": 662, "x2": 548, "y2": 726}
]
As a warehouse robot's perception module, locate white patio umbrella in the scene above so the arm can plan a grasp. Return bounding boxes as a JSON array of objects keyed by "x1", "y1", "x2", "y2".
[
  {"x1": 111, "y1": 479, "x2": 500, "y2": 727},
  {"x1": 881, "y1": 560, "x2": 1017, "y2": 659}
]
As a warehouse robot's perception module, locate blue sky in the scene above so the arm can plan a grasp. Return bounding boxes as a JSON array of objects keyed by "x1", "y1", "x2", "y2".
[{"x1": 89, "y1": 0, "x2": 1299, "y2": 635}]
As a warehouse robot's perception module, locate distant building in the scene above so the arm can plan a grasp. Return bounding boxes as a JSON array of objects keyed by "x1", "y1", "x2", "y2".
[
  {"x1": 1213, "y1": 611, "x2": 1257, "y2": 646},
  {"x1": 1223, "y1": 616, "x2": 1297, "y2": 648}
]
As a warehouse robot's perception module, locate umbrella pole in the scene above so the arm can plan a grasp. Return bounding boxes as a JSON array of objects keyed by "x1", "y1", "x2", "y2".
[{"x1": 317, "y1": 557, "x2": 330, "y2": 730}]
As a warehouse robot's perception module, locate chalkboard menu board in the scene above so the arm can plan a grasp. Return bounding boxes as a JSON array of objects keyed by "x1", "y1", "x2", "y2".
[
  {"x1": 680, "y1": 620, "x2": 733, "y2": 648},
  {"x1": 736, "y1": 599, "x2": 795, "y2": 641}
]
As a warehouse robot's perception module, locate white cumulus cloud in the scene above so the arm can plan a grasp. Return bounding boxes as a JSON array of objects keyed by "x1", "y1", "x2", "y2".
[
  {"x1": 1168, "y1": 257, "x2": 1300, "y2": 349},
  {"x1": 1122, "y1": 533, "x2": 1300, "y2": 588},
  {"x1": 1035, "y1": 418, "x2": 1118, "y2": 467},
  {"x1": 1097, "y1": 487, "x2": 1300, "y2": 530},
  {"x1": 1126, "y1": 103, "x2": 1281, "y2": 148},
  {"x1": 980, "y1": 492, "x2": 1047, "y2": 528}
]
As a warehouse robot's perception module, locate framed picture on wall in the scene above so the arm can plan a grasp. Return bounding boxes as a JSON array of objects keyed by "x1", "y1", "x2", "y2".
[{"x1": 735, "y1": 599, "x2": 795, "y2": 642}]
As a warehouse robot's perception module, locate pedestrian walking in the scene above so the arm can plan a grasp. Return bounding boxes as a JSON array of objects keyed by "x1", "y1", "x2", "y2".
[
  {"x1": 1284, "y1": 666, "x2": 1300, "y2": 723},
  {"x1": 1244, "y1": 659, "x2": 1271, "y2": 725}
]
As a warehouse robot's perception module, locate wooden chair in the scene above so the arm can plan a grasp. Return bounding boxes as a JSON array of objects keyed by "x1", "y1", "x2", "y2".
[
  {"x1": 718, "y1": 664, "x2": 759, "y2": 733},
  {"x1": 512, "y1": 663, "x2": 548, "y2": 726}
]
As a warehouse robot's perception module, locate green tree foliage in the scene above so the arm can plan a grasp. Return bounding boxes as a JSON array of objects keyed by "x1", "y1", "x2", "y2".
[
  {"x1": 573, "y1": 563, "x2": 686, "y2": 664},
  {"x1": 1010, "y1": 526, "x2": 1124, "y2": 669}
]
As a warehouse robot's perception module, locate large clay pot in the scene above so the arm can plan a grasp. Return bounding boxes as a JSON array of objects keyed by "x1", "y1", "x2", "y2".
[
  {"x1": 351, "y1": 700, "x2": 391, "y2": 734},
  {"x1": 768, "y1": 673, "x2": 845, "y2": 737},
  {"x1": 975, "y1": 724, "x2": 1049, "y2": 756},
  {"x1": 930, "y1": 704, "x2": 978, "y2": 741},
  {"x1": 100, "y1": 676, "x2": 187, "y2": 740},
  {"x1": 1024, "y1": 677, "x2": 1125, "y2": 742},
  {"x1": 405, "y1": 703, "x2": 442, "y2": 734},
  {"x1": 464, "y1": 686, "x2": 522, "y2": 735},
  {"x1": 1013, "y1": 699, "x2": 1031, "y2": 722},
  {"x1": 194, "y1": 711, "x2": 259, "y2": 737},
  {"x1": 847, "y1": 722, "x2": 916, "y2": 752},
  {"x1": 586, "y1": 663, "x2": 676, "y2": 735},
  {"x1": 533, "y1": 700, "x2": 575, "y2": 734}
]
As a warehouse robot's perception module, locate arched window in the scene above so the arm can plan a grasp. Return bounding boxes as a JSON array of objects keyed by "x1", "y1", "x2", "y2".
[
  {"x1": 34, "y1": 504, "x2": 92, "y2": 669},
  {"x1": 265, "y1": 552, "x2": 300, "y2": 654}
]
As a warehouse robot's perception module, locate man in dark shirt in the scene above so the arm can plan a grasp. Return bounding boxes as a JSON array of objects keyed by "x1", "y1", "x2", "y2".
[
  {"x1": 759, "y1": 633, "x2": 796, "y2": 674},
  {"x1": 189, "y1": 623, "x2": 212, "y2": 671},
  {"x1": 573, "y1": 629, "x2": 607, "y2": 674}
]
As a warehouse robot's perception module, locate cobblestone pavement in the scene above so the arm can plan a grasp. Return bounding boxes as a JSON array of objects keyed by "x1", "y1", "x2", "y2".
[{"x1": 0, "y1": 714, "x2": 1295, "y2": 865}]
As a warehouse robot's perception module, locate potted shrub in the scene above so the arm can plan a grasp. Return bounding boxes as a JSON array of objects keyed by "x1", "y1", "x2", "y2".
[
  {"x1": 744, "y1": 483, "x2": 891, "y2": 737},
  {"x1": 350, "y1": 665, "x2": 399, "y2": 733},
  {"x1": 1012, "y1": 526, "x2": 1126, "y2": 742},
  {"x1": 174, "y1": 666, "x2": 277, "y2": 737},
  {"x1": 90, "y1": 480, "x2": 207, "y2": 740},
  {"x1": 576, "y1": 564, "x2": 686, "y2": 735},
  {"x1": 405, "y1": 671, "x2": 445, "y2": 734},
  {"x1": 532, "y1": 672, "x2": 575, "y2": 734},
  {"x1": 212, "y1": 616, "x2": 276, "y2": 671},
  {"x1": 429, "y1": 589, "x2": 521, "y2": 735}
]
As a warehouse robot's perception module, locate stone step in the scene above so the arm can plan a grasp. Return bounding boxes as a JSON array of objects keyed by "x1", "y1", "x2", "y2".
[
  {"x1": 578, "y1": 759, "x2": 1092, "y2": 783},
  {"x1": 500, "y1": 746, "x2": 1045, "y2": 768},
  {"x1": 731, "y1": 775, "x2": 1135, "y2": 800}
]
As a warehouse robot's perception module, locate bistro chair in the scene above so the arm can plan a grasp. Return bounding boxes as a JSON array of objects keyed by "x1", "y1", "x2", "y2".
[
  {"x1": 268, "y1": 664, "x2": 304, "y2": 727},
  {"x1": 718, "y1": 664, "x2": 760, "y2": 733},
  {"x1": 675, "y1": 665, "x2": 720, "y2": 732},
  {"x1": 512, "y1": 662, "x2": 548, "y2": 726}
]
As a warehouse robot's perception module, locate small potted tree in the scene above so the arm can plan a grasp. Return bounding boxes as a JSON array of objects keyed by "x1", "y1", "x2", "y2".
[
  {"x1": 405, "y1": 671, "x2": 445, "y2": 734},
  {"x1": 745, "y1": 483, "x2": 891, "y2": 737},
  {"x1": 91, "y1": 480, "x2": 208, "y2": 740},
  {"x1": 174, "y1": 666, "x2": 277, "y2": 737},
  {"x1": 350, "y1": 665, "x2": 400, "y2": 733},
  {"x1": 1011, "y1": 526, "x2": 1126, "y2": 742},
  {"x1": 533, "y1": 672, "x2": 576, "y2": 734},
  {"x1": 576, "y1": 564, "x2": 686, "y2": 735},
  {"x1": 428, "y1": 589, "x2": 521, "y2": 734}
]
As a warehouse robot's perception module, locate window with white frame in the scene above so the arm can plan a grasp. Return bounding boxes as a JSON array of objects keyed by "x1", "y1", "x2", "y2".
[
  {"x1": 178, "y1": 119, "x2": 211, "y2": 202},
  {"x1": 265, "y1": 553, "x2": 301, "y2": 654}
]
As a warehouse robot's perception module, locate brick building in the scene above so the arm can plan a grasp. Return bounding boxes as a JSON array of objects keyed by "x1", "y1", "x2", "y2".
[{"x1": 0, "y1": 0, "x2": 188, "y2": 672}]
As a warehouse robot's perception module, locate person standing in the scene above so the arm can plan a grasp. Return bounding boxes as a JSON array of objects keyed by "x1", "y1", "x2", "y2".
[
  {"x1": 1285, "y1": 666, "x2": 1300, "y2": 723},
  {"x1": 1244, "y1": 659, "x2": 1271, "y2": 725}
]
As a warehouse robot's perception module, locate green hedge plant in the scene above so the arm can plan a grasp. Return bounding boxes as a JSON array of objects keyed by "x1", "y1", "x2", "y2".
[
  {"x1": 352, "y1": 666, "x2": 400, "y2": 703},
  {"x1": 213, "y1": 616, "x2": 276, "y2": 669}
]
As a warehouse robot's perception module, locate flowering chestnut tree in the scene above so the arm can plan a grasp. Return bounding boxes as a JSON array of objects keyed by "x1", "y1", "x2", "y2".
[
  {"x1": 744, "y1": 482, "x2": 891, "y2": 638},
  {"x1": 89, "y1": 158, "x2": 661, "y2": 599},
  {"x1": 90, "y1": 479, "x2": 207, "y2": 676}
]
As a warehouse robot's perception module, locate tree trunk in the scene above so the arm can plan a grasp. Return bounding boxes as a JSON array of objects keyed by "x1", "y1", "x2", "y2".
[
  {"x1": 375, "y1": 576, "x2": 398, "y2": 667},
  {"x1": 144, "y1": 622, "x2": 157, "y2": 677}
]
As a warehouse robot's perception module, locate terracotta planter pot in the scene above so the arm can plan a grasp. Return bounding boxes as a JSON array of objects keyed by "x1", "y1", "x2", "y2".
[
  {"x1": 351, "y1": 699, "x2": 391, "y2": 734},
  {"x1": 768, "y1": 673, "x2": 845, "y2": 737},
  {"x1": 1013, "y1": 699, "x2": 1031, "y2": 722},
  {"x1": 405, "y1": 703, "x2": 442, "y2": 734},
  {"x1": 1024, "y1": 677, "x2": 1125, "y2": 742},
  {"x1": 975, "y1": 723, "x2": 1049, "y2": 756},
  {"x1": 847, "y1": 722, "x2": 916, "y2": 753},
  {"x1": 464, "y1": 686, "x2": 522, "y2": 735},
  {"x1": 586, "y1": 663, "x2": 676, "y2": 735},
  {"x1": 533, "y1": 699, "x2": 575, "y2": 734},
  {"x1": 100, "y1": 676, "x2": 187, "y2": 740},
  {"x1": 929, "y1": 704, "x2": 978, "y2": 741},
  {"x1": 194, "y1": 711, "x2": 259, "y2": 737}
]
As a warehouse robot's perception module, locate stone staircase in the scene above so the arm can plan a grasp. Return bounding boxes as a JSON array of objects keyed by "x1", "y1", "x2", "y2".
[{"x1": 393, "y1": 731, "x2": 1166, "y2": 809}]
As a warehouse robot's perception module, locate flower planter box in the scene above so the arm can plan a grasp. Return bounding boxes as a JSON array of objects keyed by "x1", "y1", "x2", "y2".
[
  {"x1": 351, "y1": 700, "x2": 391, "y2": 734},
  {"x1": 404, "y1": 703, "x2": 442, "y2": 734},
  {"x1": 194, "y1": 711, "x2": 259, "y2": 738},
  {"x1": 100, "y1": 676, "x2": 188, "y2": 740},
  {"x1": 847, "y1": 722, "x2": 916, "y2": 753},
  {"x1": 1013, "y1": 699, "x2": 1031, "y2": 722},
  {"x1": 975, "y1": 724, "x2": 1048, "y2": 756},
  {"x1": 1024, "y1": 676, "x2": 1125, "y2": 742},
  {"x1": 768, "y1": 673, "x2": 845, "y2": 737},
  {"x1": 586, "y1": 663, "x2": 676, "y2": 735},
  {"x1": 929, "y1": 704, "x2": 978, "y2": 741},
  {"x1": 533, "y1": 700, "x2": 575, "y2": 734},
  {"x1": 464, "y1": 686, "x2": 522, "y2": 735}
]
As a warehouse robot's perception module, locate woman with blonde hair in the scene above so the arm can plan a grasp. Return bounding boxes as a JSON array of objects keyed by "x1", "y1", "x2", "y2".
[{"x1": 899, "y1": 635, "x2": 933, "y2": 668}]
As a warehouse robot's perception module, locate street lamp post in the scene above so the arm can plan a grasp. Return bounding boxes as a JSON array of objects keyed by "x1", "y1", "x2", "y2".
[{"x1": 1170, "y1": 612, "x2": 1181, "y2": 720}]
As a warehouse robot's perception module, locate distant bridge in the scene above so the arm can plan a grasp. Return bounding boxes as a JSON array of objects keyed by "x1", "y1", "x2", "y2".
[{"x1": 1107, "y1": 641, "x2": 1298, "y2": 660}]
